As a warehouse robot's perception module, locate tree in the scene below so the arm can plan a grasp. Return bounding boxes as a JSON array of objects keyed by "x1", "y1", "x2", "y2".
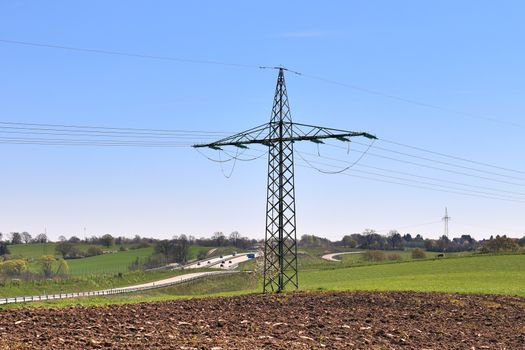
[
  {"x1": 100, "y1": 234, "x2": 115, "y2": 247},
  {"x1": 212, "y1": 232, "x2": 226, "y2": 247},
  {"x1": 21, "y1": 232, "x2": 32, "y2": 244},
  {"x1": 54, "y1": 241, "x2": 83, "y2": 259},
  {"x1": 10, "y1": 232, "x2": 22, "y2": 245},
  {"x1": 33, "y1": 233, "x2": 48, "y2": 243},
  {"x1": 68, "y1": 236, "x2": 81, "y2": 243},
  {"x1": 0, "y1": 242, "x2": 9, "y2": 256},
  {"x1": 229, "y1": 231, "x2": 241, "y2": 247},
  {"x1": 56, "y1": 258, "x2": 69, "y2": 276},
  {"x1": 387, "y1": 230, "x2": 404, "y2": 250},
  {"x1": 481, "y1": 235, "x2": 519, "y2": 253},
  {"x1": 341, "y1": 235, "x2": 357, "y2": 248},
  {"x1": 39, "y1": 255, "x2": 56, "y2": 278},
  {"x1": 153, "y1": 236, "x2": 189, "y2": 266},
  {"x1": 58, "y1": 235, "x2": 66, "y2": 242}
]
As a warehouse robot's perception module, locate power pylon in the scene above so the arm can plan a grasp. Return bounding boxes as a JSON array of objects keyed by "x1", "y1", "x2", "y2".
[
  {"x1": 194, "y1": 67, "x2": 376, "y2": 293},
  {"x1": 442, "y1": 207, "x2": 451, "y2": 238}
]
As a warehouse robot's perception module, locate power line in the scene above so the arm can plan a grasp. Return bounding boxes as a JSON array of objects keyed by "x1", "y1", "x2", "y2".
[
  {"x1": 379, "y1": 138, "x2": 525, "y2": 175},
  {"x1": 3, "y1": 39, "x2": 520, "y2": 130},
  {"x1": 296, "y1": 155, "x2": 525, "y2": 202},
  {"x1": 350, "y1": 140, "x2": 525, "y2": 182},
  {"x1": 297, "y1": 149, "x2": 525, "y2": 198},
  {"x1": 0, "y1": 39, "x2": 261, "y2": 69},
  {"x1": 375, "y1": 220, "x2": 443, "y2": 233},
  {"x1": 295, "y1": 161, "x2": 525, "y2": 203},
  {"x1": 301, "y1": 72, "x2": 522, "y2": 128},
  {"x1": 0, "y1": 129, "x2": 224, "y2": 140},
  {"x1": 213, "y1": 146, "x2": 525, "y2": 202},
  {"x1": 0, "y1": 120, "x2": 231, "y2": 135},
  {"x1": 294, "y1": 140, "x2": 374, "y2": 174},
  {"x1": 324, "y1": 142, "x2": 525, "y2": 187}
]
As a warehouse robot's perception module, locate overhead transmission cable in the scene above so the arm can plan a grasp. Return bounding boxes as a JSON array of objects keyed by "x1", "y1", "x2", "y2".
[
  {"x1": 0, "y1": 39, "x2": 261, "y2": 69},
  {"x1": 211, "y1": 143, "x2": 525, "y2": 199},
  {"x1": 349, "y1": 139, "x2": 525, "y2": 182},
  {"x1": 300, "y1": 72, "x2": 522, "y2": 128},
  {"x1": 1, "y1": 38, "x2": 520, "y2": 129},
  {"x1": 301, "y1": 150, "x2": 525, "y2": 198},
  {"x1": 379, "y1": 138, "x2": 525, "y2": 175},
  {"x1": 324, "y1": 142, "x2": 525, "y2": 187},
  {"x1": 296, "y1": 154, "x2": 525, "y2": 202},
  {"x1": 295, "y1": 162, "x2": 525, "y2": 203}
]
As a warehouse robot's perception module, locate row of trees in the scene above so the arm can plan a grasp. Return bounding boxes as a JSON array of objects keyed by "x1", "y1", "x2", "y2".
[
  {"x1": 0, "y1": 232, "x2": 48, "y2": 245},
  {"x1": 304, "y1": 230, "x2": 524, "y2": 253}
]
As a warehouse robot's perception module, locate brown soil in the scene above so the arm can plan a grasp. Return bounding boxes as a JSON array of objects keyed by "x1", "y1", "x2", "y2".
[{"x1": 0, "y1": 291, "x2": 523, "y2": 349}]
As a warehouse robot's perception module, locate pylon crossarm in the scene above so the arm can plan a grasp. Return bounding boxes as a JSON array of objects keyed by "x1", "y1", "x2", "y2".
[
  {"x1": 193, "y1": 121, "x2": 376, "y2": 149},
  {"x1": 291, "y1": 122, "x2": 377, "y2": 140},
  {"x1": 192, "y1": 122, "x2": 269, "y2": 149}
]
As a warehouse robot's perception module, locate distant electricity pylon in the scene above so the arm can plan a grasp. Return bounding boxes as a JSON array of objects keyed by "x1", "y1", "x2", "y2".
[
  {"x1": 442, "y1": 207, "x2": 451, "y2": 238},
  {"x1": 194, "y1": 67, "x2": 376, "y2": 293}
]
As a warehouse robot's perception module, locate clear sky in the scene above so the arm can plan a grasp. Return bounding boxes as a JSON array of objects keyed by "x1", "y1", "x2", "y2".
[{"x1": 1, "y1": 1, "x2": 524, "y2": 241}]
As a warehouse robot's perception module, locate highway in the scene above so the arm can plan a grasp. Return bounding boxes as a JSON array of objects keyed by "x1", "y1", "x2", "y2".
[
  {"x1": 184, "y1": 252, "x2": 255, "y2": 269},
  {"x1": 0, "y1": 252, "x2": 257, "y2": 305},
  {"x1": 0, "y1": 270, "x2": 239, "y2": 305}
]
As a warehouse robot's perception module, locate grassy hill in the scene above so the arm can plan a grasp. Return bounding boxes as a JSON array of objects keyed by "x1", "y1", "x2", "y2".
[
  {"x1": 3, "y1": 252, "x2": 522, "y2": 308},
  {"x1": 301, "y1": 253, "x2": 525, "y2": 296}
]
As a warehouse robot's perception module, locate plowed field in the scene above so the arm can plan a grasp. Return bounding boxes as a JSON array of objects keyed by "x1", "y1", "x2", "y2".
[{"x1": 0, "y1": 291, "x2": 523, "y2": 349}]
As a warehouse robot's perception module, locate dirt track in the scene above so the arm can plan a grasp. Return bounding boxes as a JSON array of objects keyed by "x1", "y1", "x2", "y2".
[{"x1": 0, "y1": 291, "x2": 523, "y2": 349}]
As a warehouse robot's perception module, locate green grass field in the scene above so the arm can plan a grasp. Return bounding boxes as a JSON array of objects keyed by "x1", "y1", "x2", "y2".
[
  {"x1": 66, "y1": 247, "x2": 154, "y2": 275},
  {"x1": 301, "y1": 253, "x2": 525, "y2": 296},
  {"x1": 0, "y1": 269, "x2": 198, "y2": 298},
  {"x1": 2, "y1": 252, "x2": 523, "y2": 308},
  {"x1": 7, "y1": 242, "x2": 135, "y2": 259},
  {"x1": 6, "y1": 244, "x2": 224, "y2": 276}
]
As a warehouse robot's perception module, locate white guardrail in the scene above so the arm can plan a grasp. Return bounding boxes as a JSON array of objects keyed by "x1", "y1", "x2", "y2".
[{"x1": 0, "y1": 270, "x2": 242, "y2": 305}]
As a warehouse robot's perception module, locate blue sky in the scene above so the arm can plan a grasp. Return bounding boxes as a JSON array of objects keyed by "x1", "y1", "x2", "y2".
[{"x1": 0, "y1": 1, "x2": 524, "y2": 240}]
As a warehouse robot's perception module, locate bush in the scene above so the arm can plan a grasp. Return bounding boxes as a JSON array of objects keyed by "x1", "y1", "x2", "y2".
[
  {"x1": 0, "y1": 259, "x2": 28, "y2": 276},
  {"x1": 39, "y1": 255, "x2": 56, "y2": 278},
  {"x1": 412, "y1": 248, "x2": 426, "y2": 259},
  {"x1": 56, "y1": 258, "x2": 69, "y2": 276},
  {"x1": 362, "y1": 250, "x2": 385, "y2": 262},
  {"x1": 387, "y1": 253, "x2": 402, "y2": 261},
  {"x1": 197, "y1": 250, "x2": 208, "y2": 260},
  {"x1": 86, "y1": 246, "x2": 103, "y2": 257}
]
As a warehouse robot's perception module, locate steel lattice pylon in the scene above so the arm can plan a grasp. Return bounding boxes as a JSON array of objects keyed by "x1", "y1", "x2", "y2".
[
  {"x1": 193, "y1": 67, "x2": 376, "y2": 293},
  {"x1": 263, "y1": 69, "x2": 298, "y2": 292}
]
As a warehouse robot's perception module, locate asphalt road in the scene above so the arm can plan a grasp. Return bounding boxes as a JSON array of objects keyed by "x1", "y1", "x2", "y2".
[{"x1": 321, "y1": 251, "x2": 364, "y2": 261}]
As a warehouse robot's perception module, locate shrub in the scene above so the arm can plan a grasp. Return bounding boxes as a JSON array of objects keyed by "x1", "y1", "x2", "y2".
[
  {"x1": 197, "y1": 250, "x2": 208, "y2": 260},
  {"x1": 56, "y1": 258, "x2": 69, "y2": 276},
  {"x1": 39, "y1": 255, "x2": 56, "y2": 278},
  {"x1": 86, "y1": 246, "x2": 103, "y2": 257},
  {"x1": 0, "y1": 259, "x2": 28, "y2": 276},
  {"x1": 387, "y1": 253, "x2": 402, "y2": 261},
  {"x1": 362, "y1": 250, "x2": 385, "y2": 262},
  {"x1": 412, "y1": 248, "x2": 426, "y2": 259}
]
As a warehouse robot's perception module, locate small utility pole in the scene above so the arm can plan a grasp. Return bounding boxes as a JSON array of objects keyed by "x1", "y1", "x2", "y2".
[{"x1": 194, "y1": 67, "x2": 376, "y2": 293}]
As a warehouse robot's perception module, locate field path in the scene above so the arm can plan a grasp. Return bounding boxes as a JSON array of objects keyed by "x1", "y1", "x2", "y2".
[{"x1": 321, "y1": 251, "x2": 364, "y2": 261}]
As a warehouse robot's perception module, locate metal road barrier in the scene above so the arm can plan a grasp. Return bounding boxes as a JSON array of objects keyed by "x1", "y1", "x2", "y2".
[{"x1": 0, "y1": 270, "x2": 243, "y2": 305}]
